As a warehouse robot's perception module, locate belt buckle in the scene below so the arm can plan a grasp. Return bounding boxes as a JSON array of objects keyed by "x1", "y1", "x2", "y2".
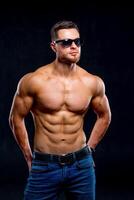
[
  {"x1": 59, "y1": 156, "x2": 66, "y2": 165},
  {"x1": 59, "y1": 154, "x2": 73, "y2": 165}
]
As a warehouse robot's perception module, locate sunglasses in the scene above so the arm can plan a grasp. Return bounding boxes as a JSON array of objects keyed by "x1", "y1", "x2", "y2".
[{"x1": 54, "y1": 38, "x2": 82, "y2": 48}]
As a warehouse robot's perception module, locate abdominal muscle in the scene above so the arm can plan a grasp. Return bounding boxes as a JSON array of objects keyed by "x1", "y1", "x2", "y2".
[{"x1": 33, "y1": 111, "x2": 87, "y2": 155}]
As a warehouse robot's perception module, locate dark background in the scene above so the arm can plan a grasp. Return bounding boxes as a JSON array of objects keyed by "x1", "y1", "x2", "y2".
[{"x1": 0, "y1": 1, "x2": 134, "y2": 200}]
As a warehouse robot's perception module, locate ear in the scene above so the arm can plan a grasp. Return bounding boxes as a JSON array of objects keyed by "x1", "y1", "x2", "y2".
[{"x1": 50, "y1": 41, "x2": 56, "y2": 53}]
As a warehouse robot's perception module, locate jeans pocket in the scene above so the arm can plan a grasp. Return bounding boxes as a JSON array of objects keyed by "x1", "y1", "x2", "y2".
[
  {"x1": 31, "y1": 161, "x2": 49, "y2": 173},
  {"x1": 76, "y1": 156, "x2": 95, "y2": 169}
]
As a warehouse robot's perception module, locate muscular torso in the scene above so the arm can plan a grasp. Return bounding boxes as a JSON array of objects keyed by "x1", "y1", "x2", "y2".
[{"x1": 30, "y1": 65, "x2": 94, "y2": 154}]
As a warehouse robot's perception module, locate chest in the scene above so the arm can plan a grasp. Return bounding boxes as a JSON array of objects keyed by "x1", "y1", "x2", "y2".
[{"x1": 34, "y1": 79, "x2": 92, "y2": 112}]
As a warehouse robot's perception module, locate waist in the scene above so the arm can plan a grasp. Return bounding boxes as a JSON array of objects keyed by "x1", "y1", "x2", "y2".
[{"x1": 33, "y1": 145, "x2": 92, "y2": 165}]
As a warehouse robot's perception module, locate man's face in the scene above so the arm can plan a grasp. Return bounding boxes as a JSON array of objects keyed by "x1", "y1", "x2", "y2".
[{"x1": 52, "y1": 28, "x2": 81, "y2": 64}]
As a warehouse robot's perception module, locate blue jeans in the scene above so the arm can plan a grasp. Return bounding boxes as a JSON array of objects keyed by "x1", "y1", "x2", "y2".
[{"x1": 24, "y1": 149, "x2": 96, "y2": 200}]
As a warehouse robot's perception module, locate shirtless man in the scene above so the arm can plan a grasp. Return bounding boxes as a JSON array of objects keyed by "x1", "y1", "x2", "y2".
[{"x1": 9, "y1": 20, "x2": 111, "y2": 200}]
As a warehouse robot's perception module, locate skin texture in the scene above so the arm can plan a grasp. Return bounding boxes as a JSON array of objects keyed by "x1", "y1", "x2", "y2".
[{"x1": 9, "y1": 28, "x2": 111, "y2": 170}]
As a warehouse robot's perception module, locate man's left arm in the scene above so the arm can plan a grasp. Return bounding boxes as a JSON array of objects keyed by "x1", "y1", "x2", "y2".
[{"x1": 87, "y1": 78, "x2": 111, "y2": 150}]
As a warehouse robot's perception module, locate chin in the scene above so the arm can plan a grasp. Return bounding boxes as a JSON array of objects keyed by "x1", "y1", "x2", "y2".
[
  {"x1": 59, "y1": 56, "x2": 80, "y2": 64},
  {"x1": 68, "y1": 56, "x2": 80, "y2": 63}
]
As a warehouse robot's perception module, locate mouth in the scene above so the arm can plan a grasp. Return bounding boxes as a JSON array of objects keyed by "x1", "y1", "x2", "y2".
[{"x1": 70, "y1": 52, "x2": 78, "y2": 56}]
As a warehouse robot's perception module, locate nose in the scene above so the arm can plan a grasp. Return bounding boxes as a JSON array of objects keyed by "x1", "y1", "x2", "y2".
[{"x1": 71, "y1": 41, "x2": 77, "y2": 48}]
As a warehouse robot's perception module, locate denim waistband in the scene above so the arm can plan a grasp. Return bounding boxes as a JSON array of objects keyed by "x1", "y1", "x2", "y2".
[{"x1": 33, "y1": 145, "x2": 91, "y2": 165}]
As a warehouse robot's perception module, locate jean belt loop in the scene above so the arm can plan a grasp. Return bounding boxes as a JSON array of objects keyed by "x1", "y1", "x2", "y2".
[
  {"x1": 33, "y1": 152, "x2": 35, "y2": 159},
  {"x1": 73, "y1": 152, "x2": 76, "y2": 161}
]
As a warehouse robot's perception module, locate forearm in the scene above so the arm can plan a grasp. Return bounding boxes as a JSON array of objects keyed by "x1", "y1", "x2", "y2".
[
  {"x1": 87, "y1": 116, "x2": 111, "y2": 149},
  {"x1": 9, "y1": 118, "x2": 32, "y2": 168},
  {"x1": 15, "y1": 127, "x2": 32, "y2": 164}
]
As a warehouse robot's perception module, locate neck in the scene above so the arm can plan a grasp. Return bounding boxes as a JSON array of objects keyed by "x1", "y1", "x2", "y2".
[{"x1": 53, "y1": 60, "x2": 77, "y2": 77}]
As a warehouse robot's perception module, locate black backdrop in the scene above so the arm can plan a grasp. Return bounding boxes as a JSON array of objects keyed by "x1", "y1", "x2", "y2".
[{"x1": 0, "y1": 2, "x2": 134, "y2": 200}]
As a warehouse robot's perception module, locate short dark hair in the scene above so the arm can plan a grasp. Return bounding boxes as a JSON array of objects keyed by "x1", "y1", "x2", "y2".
[{"x1": 50, "y1": 20, "x2": 80, "y2": 41}]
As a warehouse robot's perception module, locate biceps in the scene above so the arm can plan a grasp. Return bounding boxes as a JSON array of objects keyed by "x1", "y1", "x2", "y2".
[
  {"x1": 10, "y1": 95, "x2": 33, "y2": 118},
  {"x1": 91, "y1": 95, "x2": 110, "y2": 116}
]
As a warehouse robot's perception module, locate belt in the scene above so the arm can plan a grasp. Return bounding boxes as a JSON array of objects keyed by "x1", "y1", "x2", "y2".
[{"x1": 34, "y1": 145, "x2": 91, "y2": 165}]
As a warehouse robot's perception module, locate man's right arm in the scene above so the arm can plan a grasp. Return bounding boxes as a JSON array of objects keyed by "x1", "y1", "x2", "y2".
[{"x1": 9, "y1": 75, "x2": 33, "y2": 170}]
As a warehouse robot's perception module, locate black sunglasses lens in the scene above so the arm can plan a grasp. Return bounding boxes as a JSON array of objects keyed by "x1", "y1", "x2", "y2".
[
  {"x1": 62, "y1": 39, "x2": 81, "y2": 47},
  {"x1": 62, "y1": 40, "x2": 72, "y2": 47},
  {"x1": 74, "y1": 38, "x2": 81, "y2": 46}
]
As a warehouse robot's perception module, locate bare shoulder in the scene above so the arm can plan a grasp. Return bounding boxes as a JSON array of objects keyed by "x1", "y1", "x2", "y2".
[
  {"x1": 78, "y1": 66, "x2": 105, "y2": 96},
  {"x1": 17, "y1": 72, "x2": 33, "y2": 95},
  {"x1": 17, "y1": 64, "x2": 51, "y2": 95}
]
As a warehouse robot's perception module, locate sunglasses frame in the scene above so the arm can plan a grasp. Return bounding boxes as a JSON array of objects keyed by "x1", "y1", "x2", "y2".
[{"x1": 54, "y1": 38, "x2": 82, "y2": 48}]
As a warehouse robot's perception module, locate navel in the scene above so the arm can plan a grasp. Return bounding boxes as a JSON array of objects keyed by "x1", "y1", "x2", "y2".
[{"x1": 61, "y1": 138, "x2": 66, "y2": 141}]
